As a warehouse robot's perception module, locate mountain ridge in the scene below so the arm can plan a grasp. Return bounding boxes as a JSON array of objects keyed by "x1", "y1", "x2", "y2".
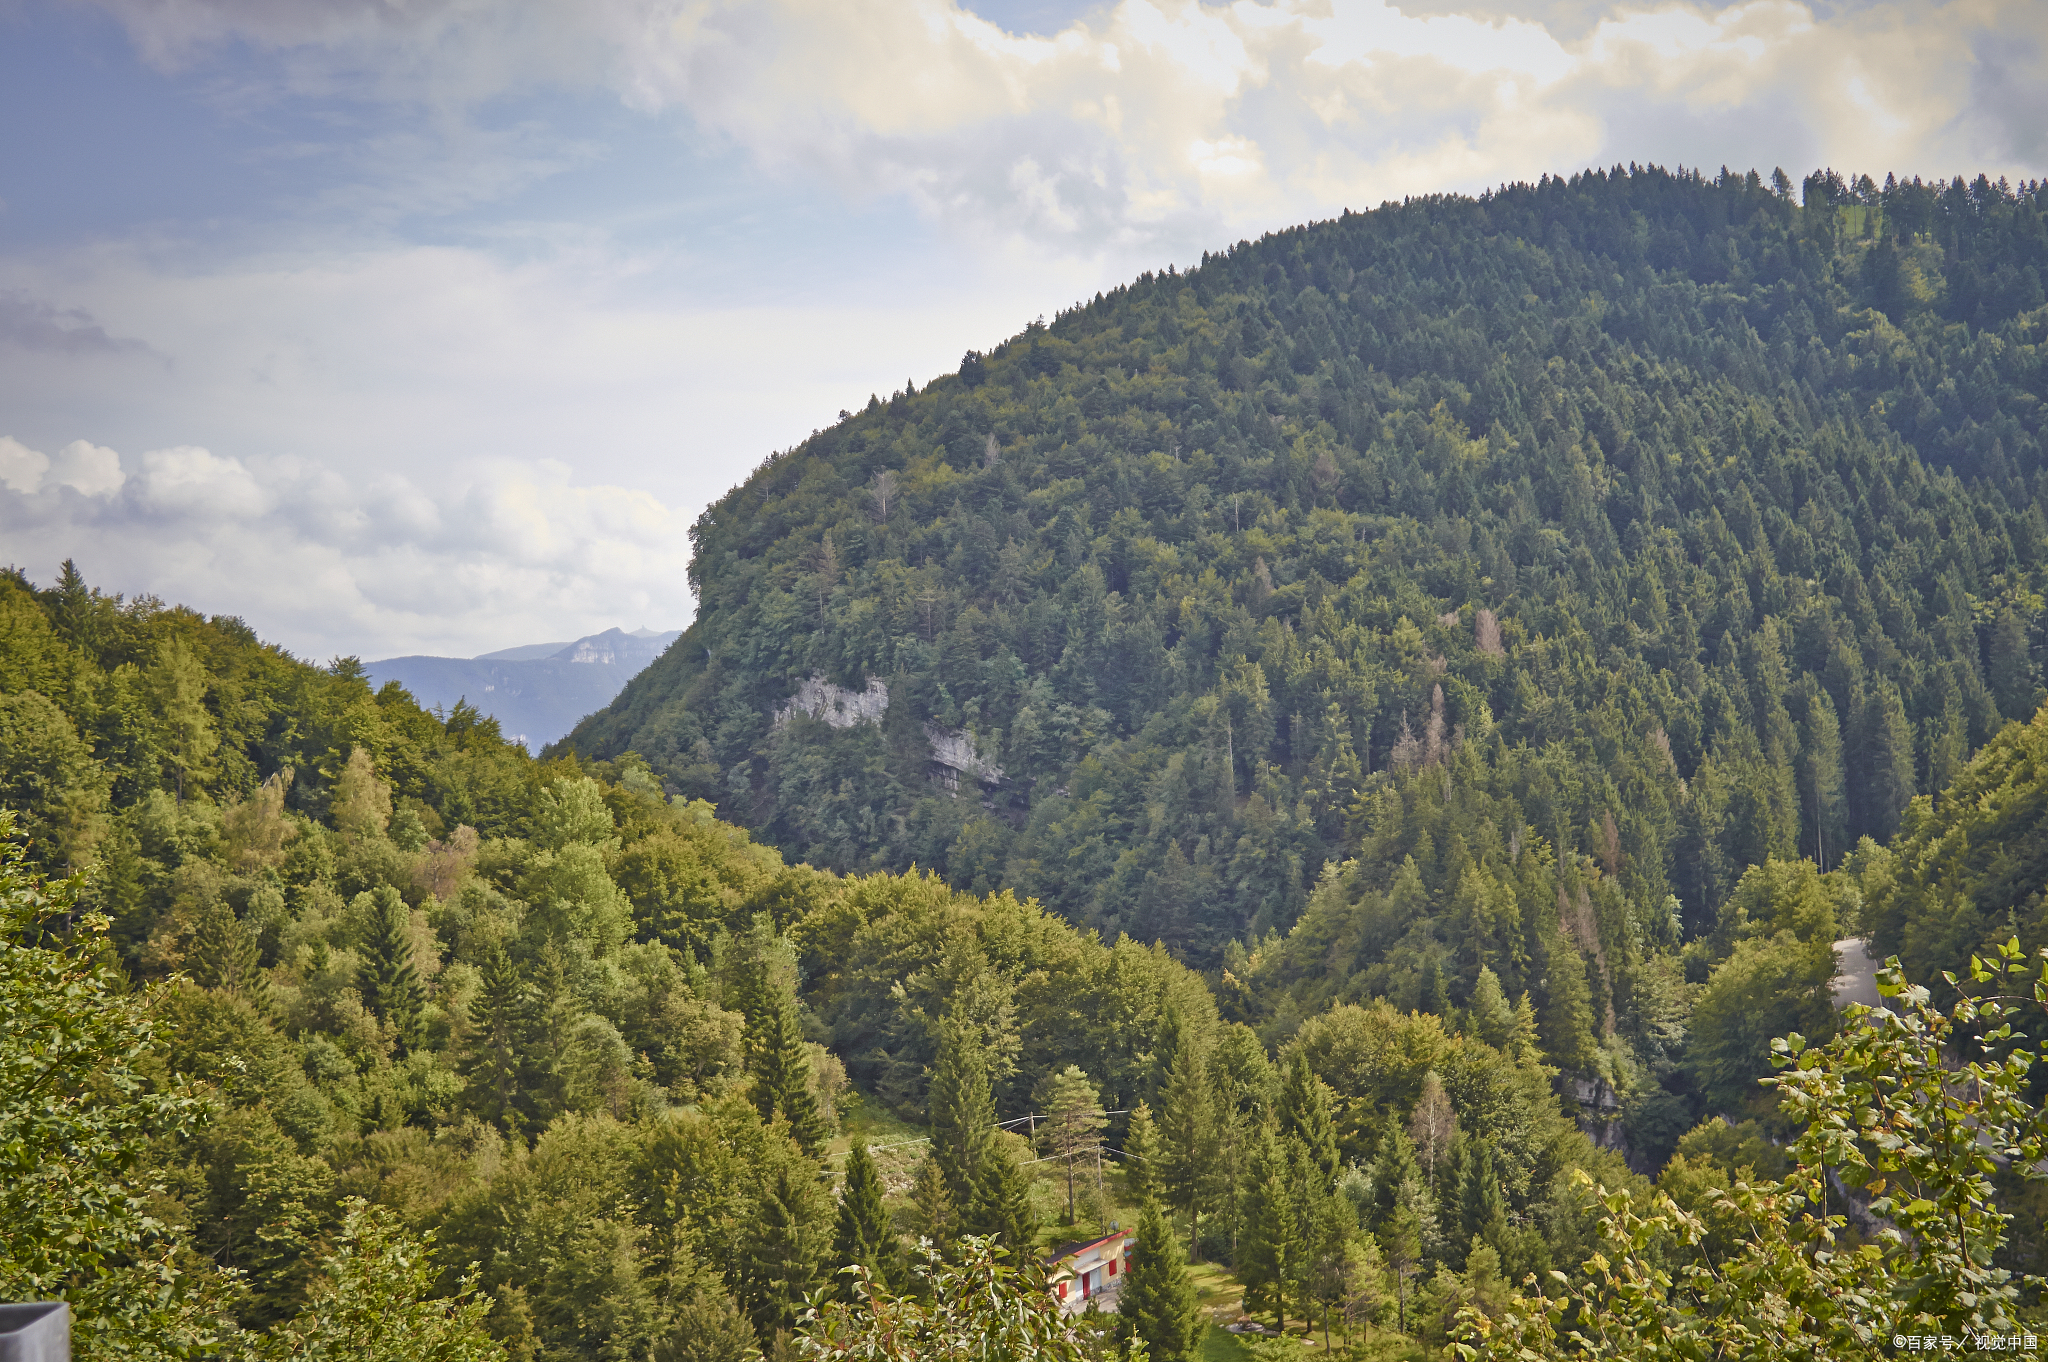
[{"x1": 370, "y1": 625, "x2": 681, "y2": 749}]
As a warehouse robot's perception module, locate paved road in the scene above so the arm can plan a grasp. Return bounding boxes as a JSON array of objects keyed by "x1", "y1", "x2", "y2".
[{"x1": 1832, "y1": 937, "x2": 1884, "y2": 1011}]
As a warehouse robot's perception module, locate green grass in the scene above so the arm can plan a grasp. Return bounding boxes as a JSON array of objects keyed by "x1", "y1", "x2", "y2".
[{"x1": 1199, "y1": 1324, "x2": 1258, "y2": 1362}]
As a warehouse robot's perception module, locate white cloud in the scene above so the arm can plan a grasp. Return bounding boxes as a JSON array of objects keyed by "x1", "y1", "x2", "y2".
[
  {"x1": 10, "y1": 0, "x2": 2042, "y2": 668},
  {"x1": 0, "y1": 434, "x2": 698, "y2": 662},
  {"x1": 0, "y1": 436, "x2": 128, "y2": 496},
  {"x1": 80, "y1": 0, "x2": 2048, "y2": 262}
]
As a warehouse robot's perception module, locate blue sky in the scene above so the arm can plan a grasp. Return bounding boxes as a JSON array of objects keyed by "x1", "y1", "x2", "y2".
[{"x1": 2, "y1": 0, "x2": 2043, "y2": 661}]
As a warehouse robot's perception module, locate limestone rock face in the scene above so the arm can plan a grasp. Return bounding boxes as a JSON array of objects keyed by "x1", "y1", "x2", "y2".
[{"x1": 775, "y1": 675, "x2": 890, "y2": 728}]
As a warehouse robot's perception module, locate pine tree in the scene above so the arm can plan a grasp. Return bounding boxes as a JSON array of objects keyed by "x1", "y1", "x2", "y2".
[
  {"x1": 1276, "y1": 1048, "x2": 1339, "y2": 1182},
  {"x1": 1119, "y1": 1203, "x2": 1203, "y2": 1362},
  {"x1": 1041, "y1": 1065, "x2": 1107, "y2": 1224},
  {"x1": 928, "y1": 1017, "x2": 997, "y2": 1207},
  {"x1": 193, "y1": 899, "x2": 268, "y2": 1008},
  {"x1": 738, "y1": 1160, "x2": 827, "y2": 1337},
  {"x1": 356, "y1": 886, "x2": 422, "y2": 1051},
  {"x1": 1155, "y1": 1008, "x2": 1217, "y2": 1258},
  {"x1": 464, "y1": 943, "x2": 525, "y2": 1134},
  {"x1": 962, "y1": 1142, "x2": 1036, "y2": 1257},
  {"x1": 1236, "y1": 1124, "x2": 1293, "y2": 1329},
  {"x1": 1456, "y1": 1139, "x2": 1508, "y2": 1253},
  {"x1": 738, "y1": 922, "x2": 831, "y2": 1157},
  {"x1": 1120, "y1": 1100, "x2": 1161, "y2": 1207},
  {"x1": 1467, "y1": 966, "x2": 1514, "y2": 1050},
  {"x1": 834, "y1": 1142, "x2": 894, "y2": 1297}
]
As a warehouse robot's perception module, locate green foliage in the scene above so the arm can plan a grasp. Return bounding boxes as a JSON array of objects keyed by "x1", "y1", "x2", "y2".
[
  {"x1": 260, "y1": 1199, "x2": 500, "y2": 1362},
  {"x1": 1456, "y1": 942, "x2": 2048, "y2": 1358},
  {"x1": 0, "y1": 811, "x2": 240, "y2": 1359},
  {"x1": 833, "y1": 1143, "x2": 894, "y2": 1296},
  {"x1": 1687, "y1": 925, "x2": 1839, "y2": 1113},
  {"x1": 356, "y1": 885, "x2": 425, "y2": 1051},
  {"x1": 1040, "y1": 1064, "x2": 1108, "y2": 1223},
  {"x1": 797, "y1": 1237, "x2": 1108, "y2": 1362},
  {"x1": 1863, "y1": 701, "x2": 2048, "y2": 1070},
  {"x1": 14, "y1": 171, "x2": 2048, "y2": 1360},
  {"x1": 572, "y1": 168, "x2": 2048, "y2": 998},
  {"x1": 1120, "y1": 1204, "x2": 1204, "y2": 1362},
  {"x1": 927, "y1": 1015, "x2": 999, "y2": 1209}
]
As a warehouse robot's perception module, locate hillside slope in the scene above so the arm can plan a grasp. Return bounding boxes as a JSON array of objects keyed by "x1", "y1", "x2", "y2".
[{"x1": 569, "y1": 166, "x2": 2048, "y2": 984}]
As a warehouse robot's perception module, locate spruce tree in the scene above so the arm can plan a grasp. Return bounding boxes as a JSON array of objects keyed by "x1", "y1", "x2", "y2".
[
  {"x1": 909, "y1": 1151, "x2": 957, "y2": 1244},
  {"x1": 834, "y1": 1141, "x2": 894, "y2": 1296},
  {"x1": 753, "y1": 987, "x2": 830, "y2": 1157},
  {"x1": 1235, "y1": 1123, "x2": 1294, "y2": 1329},
  {"x1": 1119, "y1": 1203, "x2": 1203, "y2": 1362},
  {"x1": 928, "y1": 1018, "x2": 996, "y2": 1208},
  {"x1": 739, "y1": 1160, "x2": 827, "y2": 1337},
  {"x1": 1155, "y1": 1008, "x2": 1217, "y2": 1258},
  {"x1": 1536, "y1": 937, "x2": 1599, "y2": 1075},
  {"x1": 193, "y1": 899, "x2": 267, "y2": 1008},
  {"x1": 1467, "y1": 966, "x2": 1514, "y2": 1050},
  {"x1": 963, "y1": 1142, "x2": 1037, "y2": 1258},
  {"x1": 464, "y1": 942, "x2": 525, "y2": 1134},
  {"x1": 1120, "y1": 1100, "x2": 1161, "y2": 1206},
  {"x1": 1276, "y1": 1048, "x2": 1339, "y2": 1182},
  {"x1": 1457, "y1": 1139, "x2": 1508, "y2": 1252},
  {"x1": 356, "y1": 886, "x2": 422, "y2": 1051},
  {"x1": 737, "y1": 921, "x2": 831, "y2": 1157}
]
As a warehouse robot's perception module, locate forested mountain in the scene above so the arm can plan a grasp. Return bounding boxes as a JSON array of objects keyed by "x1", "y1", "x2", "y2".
[
  {"x1": 7, "y1": 161, "x2": 2048, "y2": 1362},
  {"x1": 568, "y1": 165, "x2": 2048, "y2": 993}
]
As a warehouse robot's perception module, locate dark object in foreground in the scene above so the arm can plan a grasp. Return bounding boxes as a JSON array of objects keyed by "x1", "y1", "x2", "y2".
[{"x1": 0, "y1": 1303, "x2": 69, "y2": 1362}]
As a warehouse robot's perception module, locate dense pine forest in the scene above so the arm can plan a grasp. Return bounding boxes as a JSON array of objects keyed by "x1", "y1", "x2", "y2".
[{"x1": 5, "y1": 161, "x2": 2048, "y2": 1362}]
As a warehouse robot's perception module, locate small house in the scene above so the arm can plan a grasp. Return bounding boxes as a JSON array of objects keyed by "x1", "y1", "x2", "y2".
[{"x1": 1043, "y1": 1228, "x2": 1132, "y2": 1307}]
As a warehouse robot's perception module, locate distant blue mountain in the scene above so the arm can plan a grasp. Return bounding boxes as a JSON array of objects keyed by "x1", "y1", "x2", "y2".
[{"x1": 366, "y1": 627, "x2": 681, "y2": 750}]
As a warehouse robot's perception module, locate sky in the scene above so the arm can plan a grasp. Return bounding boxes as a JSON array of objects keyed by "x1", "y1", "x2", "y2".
[{"x1": 1, "y1": 0, "x2": 2044, "y2": 663}]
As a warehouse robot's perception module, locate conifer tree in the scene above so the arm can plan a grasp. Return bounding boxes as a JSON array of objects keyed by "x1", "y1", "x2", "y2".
[
  {"x1": 1235, "y1": 1124, "x2": 1294, "y2": 1329},
  {"x1": 908, "y1": 1152, "x2": 957, "y2": 1244},
  {"x1": 1537, "y1": 938, "x2": 1598, "y2": 1074},
  {"x1": 1120, "y1": 1100, "x2": 1161, "y2": 1207},
  {"x1": 1119, "y1": 1203, "x2": 1203, "y2": 1362},
  {"x1": 755, "y1": 993, "x2": 831, "y2": 1158},
  {"x1": 1456, "y1": 1139, "x2": 1508, "y2": 1254},
  {"x1": 1155, "y1": 1007, "x2": 1217, "y2": 1257},
  {"x1": 150, "y1": 640, "x2": 217, "y2": 802},
  {"x1": 834, "y1": 1142, "x2": 894, "y2": 1296},
  {"x1": 464, "y1": 942, "x2": 525, "y2": 1133},
  {"x1": 356, "y1": 886, "x2": 422, "y2": 1051},
  {"x1": 737, "y1": 922, "x2": 831, "y2": 1157},
  {"x1": 739, "y1": 1160, "x2": 828, "y2": 1337},
  {"x1": 962, "y1": 1142, "x2": 1036, "y2": 1257},
  {"x1": 193, "y1": 899, "x2": 268, "y2": 1008},
  {"x1": 1467, "y1": 966, "x2": 1514, "y2": 1050},
  {"x1": 928, "y1": 1017, "x2": 997, "y2": 1207},
  {"x1": 1041, "y1": 1065, "x2": 1107, "y2": 1224},
  {"x1": 1276, "y1": 1048, "x2": 1339, "y2": 1182}
]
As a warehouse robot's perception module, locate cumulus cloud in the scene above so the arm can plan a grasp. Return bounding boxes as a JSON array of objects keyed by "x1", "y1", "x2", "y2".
[
  {"x1": 0, "y1": 434, "x2": 696, "y2": 662},
  {"x1": 81, "y1": 0, "x2": 2048, "y2": 262}
]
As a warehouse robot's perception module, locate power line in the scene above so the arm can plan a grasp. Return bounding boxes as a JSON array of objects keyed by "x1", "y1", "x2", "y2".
[{"x1": 825, "y1": 1108, "x2": 1129, "y2": 1157}]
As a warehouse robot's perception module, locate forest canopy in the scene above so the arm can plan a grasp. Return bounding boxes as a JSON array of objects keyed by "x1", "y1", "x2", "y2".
[{"x1": 5, "y1": 160, "x2": 2048, "y2": 1360}]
